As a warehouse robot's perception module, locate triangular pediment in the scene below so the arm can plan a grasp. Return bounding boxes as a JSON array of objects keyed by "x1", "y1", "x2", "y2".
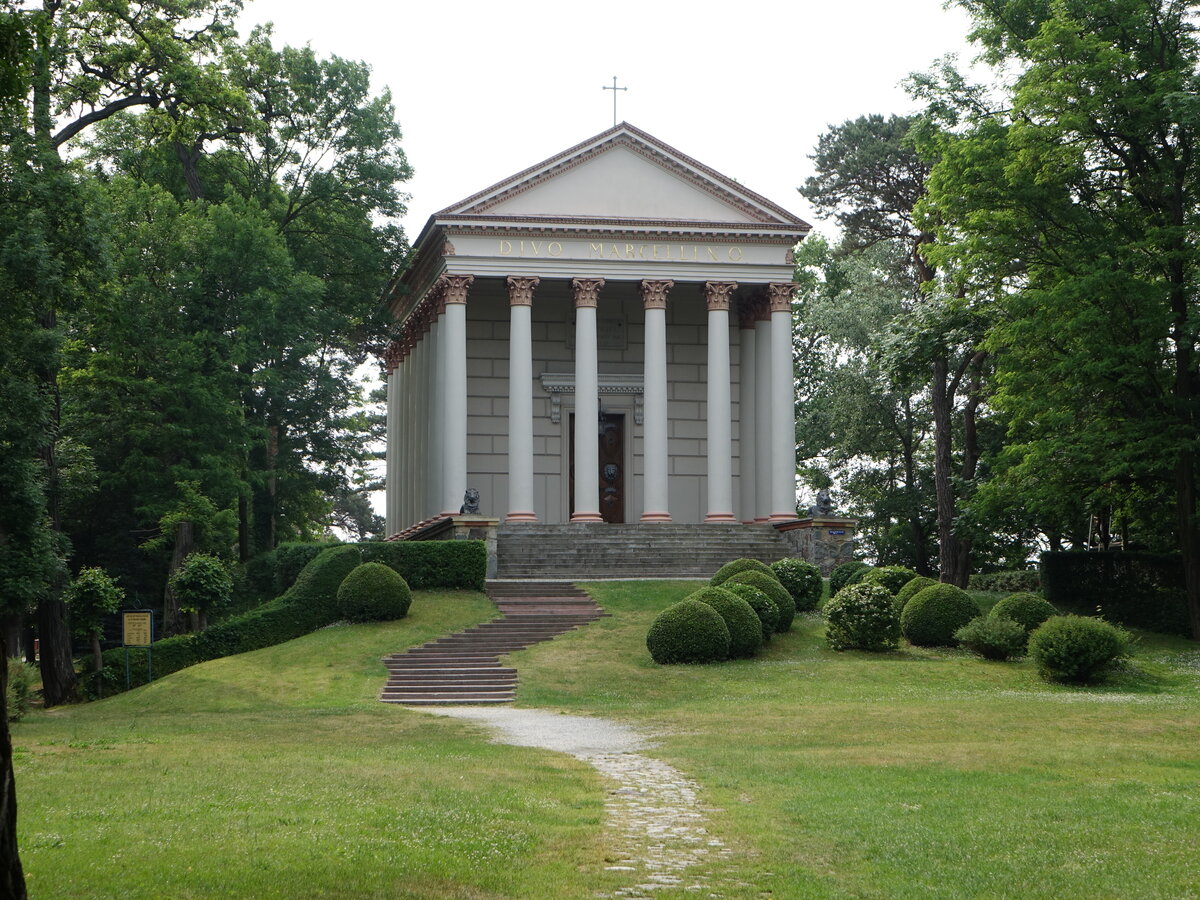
[{"x1": 436, "y1": 123, "x2": 806, "y2": 228}]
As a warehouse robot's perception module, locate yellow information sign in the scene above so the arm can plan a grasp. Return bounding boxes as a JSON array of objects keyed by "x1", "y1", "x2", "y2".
[{"x1": 123, "y1": 612, "x2": 153, "y2": 647}]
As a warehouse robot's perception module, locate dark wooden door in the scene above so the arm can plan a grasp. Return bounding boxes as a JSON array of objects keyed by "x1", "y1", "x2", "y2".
[{"x1": 568, "y1": 412, "x2": 625, "y2": 523}]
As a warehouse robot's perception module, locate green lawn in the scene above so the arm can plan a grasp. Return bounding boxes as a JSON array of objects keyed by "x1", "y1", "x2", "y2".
[{"x1": 14, "y1": 582, "x2": 1200, "y2": 899}]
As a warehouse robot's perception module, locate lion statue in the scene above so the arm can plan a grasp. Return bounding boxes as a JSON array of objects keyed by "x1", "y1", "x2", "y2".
[{"x1": 460, "y1": 488, "x2": 481, "y2": 515}]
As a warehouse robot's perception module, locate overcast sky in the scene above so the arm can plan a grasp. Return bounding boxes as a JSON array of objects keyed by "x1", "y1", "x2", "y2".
[{"x1": 237, "y1": 0, "x2": 979, "y2": 242}]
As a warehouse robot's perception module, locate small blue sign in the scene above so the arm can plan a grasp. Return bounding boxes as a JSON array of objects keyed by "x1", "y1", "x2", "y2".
[{"x1": 828, "y1": 529, "x2": 846, "y2": 535}]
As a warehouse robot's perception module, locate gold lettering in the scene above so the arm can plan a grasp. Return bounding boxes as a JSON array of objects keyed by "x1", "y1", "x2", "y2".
[
  {"x1": 609, "y1": 244, "x2": 621, "y2": 259},
  {"x1": 653, "y1": 244, "x2": 664, "y2": 260},
  {"x1": 590, "y1": 242, "x2": 604, "y2": 257},
  {"x1": 519, "y1": 240, "x2": 526, "y2": 256},
  {"x1": 706, "y1": 247, "x2": 718, "y2": 261},
  {"x1": 639, "y1": 244, "x2": 648, "y2": 259},
  {"x1": 728, "y1": 246, "x2": 744, "y2": 261},
  {"x1": 549, "y1": 242, "x2": 564, "y2": 257},
  {"x1": 499, "y1": 240, "x2": 513, "y2": 255},
  {"x1": 625, "y1": 243, "x2": 635, "y2": 259},
  {"x1": 529, "y1": 240, "x2": 541, "y2": 256}
]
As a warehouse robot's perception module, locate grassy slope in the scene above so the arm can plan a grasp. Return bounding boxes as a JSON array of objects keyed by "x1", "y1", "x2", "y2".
[
  {"x1": 516, "y1": 581, "x2": 1200, "y2": 899},
  {"x1": 16, "y1": 582, "x2": 1200, "y2": 899}
]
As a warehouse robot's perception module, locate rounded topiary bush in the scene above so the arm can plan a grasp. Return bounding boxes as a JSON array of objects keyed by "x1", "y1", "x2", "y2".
[
  {"x1": 900, "y1": 583, "x2": 979, "y2": 647},
  {"x1": 688, "y1": 587, "x2": 763, "y2": 659},
  {"x1": 336, "y1": 562, "x2": 412, "y2": 622},
  {"x1": 829, "y1": 561, "x2": 871, "y2": 596},
  {"x1": 955, "y1": 615, "x2": 1027, "y2": 661},
  {"x1": 771, "y1": 558, "x2": 823, "y2": 612},
  {"x1": 894, "y1": 575, "x2": 938, "y2": 614},
  {"x1": 990, "y1": 592, "x2": 1057, "y2": 636},
  {"x1": 724, "y1": 570, "x2": 795, "y2": 632},
  {"x1": 723, "y1": 582, "x2": 779, "y2": 641},
  {"x1": 860, "y1": 565, "x2": 919, "y2": 597},
  {"x1": 646, "y1": 599, "x2": 731, "y2": 664},
  {"x1": 1027, "y1": 615, "x2": 1131, "y2": 684},
  {"x1": 824, "y1": 583, "x2": 900, "y2": 652},
  {"x1": 711, "y1": 558, "x2": 776, "y2": 586}
]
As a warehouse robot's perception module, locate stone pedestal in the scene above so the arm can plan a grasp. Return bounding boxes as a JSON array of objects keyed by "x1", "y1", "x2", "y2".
[{"x1": 774, "y1": 517, "x2": 858, "y2": 576}]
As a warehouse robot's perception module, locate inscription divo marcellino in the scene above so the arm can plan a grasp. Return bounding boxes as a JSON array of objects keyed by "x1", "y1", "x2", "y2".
[{"x1": 497, "y1": 239, "x2": 745, "y2": 262}]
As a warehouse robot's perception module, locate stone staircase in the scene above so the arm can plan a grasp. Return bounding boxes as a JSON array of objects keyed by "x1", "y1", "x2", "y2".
[
  {"x1": 496, "y1": 522, "x2": 791, "y2": 579},
  {"x1": 379, "y1": 582, "x2": 604, "y2": 705}
]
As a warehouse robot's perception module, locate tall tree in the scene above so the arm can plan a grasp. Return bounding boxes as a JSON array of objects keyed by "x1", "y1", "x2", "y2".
[
  {"x1": 924, "y1": 0, "x2": 1200, "y2": 635},
  {"x1": 802, "y1": 113, "x2": 989, "y2": 584}
]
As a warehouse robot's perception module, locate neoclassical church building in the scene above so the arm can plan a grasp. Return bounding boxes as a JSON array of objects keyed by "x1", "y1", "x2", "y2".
[{"x1": 382, "y1": 123, "x2": 809, "y2": 533}]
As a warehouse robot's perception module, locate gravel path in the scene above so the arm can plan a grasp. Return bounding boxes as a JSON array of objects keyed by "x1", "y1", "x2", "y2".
[{"x1": 426, "y1": 707, "x2": 729, "y2": 898}]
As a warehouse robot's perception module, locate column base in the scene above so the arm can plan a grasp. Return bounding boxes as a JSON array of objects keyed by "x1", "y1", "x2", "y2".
[
  {"x1": 753, "y1": 516, "x2": 770, "y2": 524},
  {"x1": 769, "y1": 512, "x2": 800, "y2": 524},
  {"x1": 570, "y1": 512, "x2": 604, "y2": 523},
  {"x1": 640, "y1": 512, "x2": 673, "y2": 523},
  {"x1": 704, "y1": 513, "x2": 738, "y2": 523},
  {"x1": 504, "y1": 511, "x2": 538, "y2": 523}
]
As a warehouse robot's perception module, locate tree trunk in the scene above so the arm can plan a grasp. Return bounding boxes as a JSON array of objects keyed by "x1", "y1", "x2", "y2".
[
  {"x1": 899, "y1": 399, "x2": 932, "y2": 575},
  {"x1": 266, "y1": 425, "x2": 278, "y2": 551},
  {"x1": 90, "y1": 634, "x2": 102, "y2": 674},
  {"x1": 162, "y1": 520, "x2": 193, "y2": 637},
  {"x1": 0, "y1": 636, "x2": 27, "y2": 900},
  {"x1": 237, "y1": 488, "x2": 250, "y2": 562},
  {"x1": 172, "y1": 140, "x2": 204, "y2": 201},
  {"x1": 931, "y1": 357, "x2": 966, "y2": 585},
  {"x1": 36, "y1": 595, "x2": 76, "y2": 707}
]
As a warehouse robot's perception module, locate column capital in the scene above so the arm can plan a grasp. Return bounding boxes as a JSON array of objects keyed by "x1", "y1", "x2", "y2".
[
  {"x1": 383, "y1": 339, "x2": 403, "y2": 373},
  {"x1": 571, "y1": 277, "x2": 605, "y2": 308},
  {"x1": 703, "y1": 281, "x2": 737, "y2": 312},
  {"x1": 440, "y1": 274, "x2": 474, "y2": 305},
  {"x1": 506, "y1": 275, "x2": 540, "y2": 307},
  {"x1": 640, "y1": 279, "x2": 674, "y2": 310},
  {"x1": 767, "y1": 282, "x2": 796, "y2": 313}
]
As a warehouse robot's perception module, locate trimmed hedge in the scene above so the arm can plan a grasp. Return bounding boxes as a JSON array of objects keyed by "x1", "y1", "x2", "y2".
[
  {"x1": 711, "y1": 558, "x2": 776, "y2": 586},
  {"x1": 771, "y1": 558, "x2": 823, "y2": 612},
  {"x1": 724, "y1": 583, "x2": 779, "y2": 641},
  {"x1": 824, "y1": 583, "x2": 900, "y2": 652},
  {"x1": 646, "y1": 599, "x2": 731, "y2": 664},
  {"x1": 901, "y1": 583, "x2": 979, "y2": 647},
  {"x1": 1041, "y1": 550, "x2": 1190, "y2": 636},
  {"x1": 337, "y1": 562, "x2": 412, "y2": 622},
  {"x1": 360, "y1": 540, "x2": 486, "y2": 590},
  {"x1": 894, "y1": 576, "x2": 937, "y2": 614},
  {"x1": 990, "y1": 592, "x2": 1057, "y2": 636},
  {"x1": 725, "y1": 570, "x2": 795, "y2": 632},
  {"x1": 829, "y1": 561, "x2": 870, "y2": 596},
  {"x1": 1028, "y1": 615, "x2": 1131, "y2": 683},
  {"x1": 88, "y1": 539, "x2": 487, "y2": 698},
  {"x1": 969, "y1": 569, "x2": 1041, "y2": 593},
  {"x1": 688, "y1": 587, "x2": 763, "y2": 659},
  {"x1": 860, "y1": 565, "x2": 919, "y2": 597}
]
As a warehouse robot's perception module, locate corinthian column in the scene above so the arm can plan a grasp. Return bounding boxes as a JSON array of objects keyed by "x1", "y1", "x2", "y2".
[
  {"x1": 704, "y1": 281, "x2": 738, "y2": 523},
  {"x1": 570, "y1": 277, "x2": 605, "y2": 523},
  {"x1": 383, "y1": 340, "x2": 402, "y2": 535},
  {"x1": 737, "y1": 301, "x2": 757, "y2": 523},
  {"x1": 440, "y1": 275, "x2": 473, "y2": 516},
  {"x1": 768, "y1": 282, "x2": 797, "y2": 522},
  {"x1": 754, "y1": 297, "x2": 771, "y2": 522},
  {"x1": 640, "y1": 279, "x2": 673, "y2": 522},
  {"x1": 506, "y1": 276, "x2": 539, "y2": 522}
]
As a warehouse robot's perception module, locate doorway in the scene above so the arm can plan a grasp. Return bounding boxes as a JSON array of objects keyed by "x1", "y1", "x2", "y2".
[{"x1": 568, "y1": 412, "x2": 626, "y2": 523}]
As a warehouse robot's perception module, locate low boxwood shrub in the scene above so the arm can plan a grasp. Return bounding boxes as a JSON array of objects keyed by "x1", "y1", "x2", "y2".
[
  {"x1": 830, "y1": 561, "x2": 871, "y2": 596},
  {"x1": 990, "y1": 592, "x2": 1057, "y2": 636},
  {"x1": 710, "y1": 558, "x2": 776, "y2": 586},
  {"x1": 723, "y1": 583, "x2": 779, "y2": 641},
  {"x1": 646, "y1": 599, "x2": 731, "y2": 664},
  {"x1": 860, "y1": 565, "x2": 919, "y2": 597},
  {"x1": 955, "y1": 616, "x2": 1027, "y2": 661},
  {"x1": 969, "y1": 569, "x2": 1041, "y2": 593},
  {"x1": 1028, "y1": 615, "x2": 1131, "y2": 684},
  {"x1": 273, "y1": 541, "x2": 340, "y2": 595},
  {"x1": 901, "y1": 583, "x2": 979, "y2": 647},
  {"x1": 824, "y1": 583, "x2": 900, "y2": 652},
  {"x1": 771, "y1": 558, "x2": 823, "y2": 612},
  {"x1": 687, "y1": 587, "x2": 763, "y2": 659},
  {"x1": 337, "y1": 562, "x2": 412, "y2": 622},
  {"x1": 894, "y1": 575, "x2": 937, "y2": 614},
  {"x1": 724, "y1": 570, "x2": 795, "y2": 632}
]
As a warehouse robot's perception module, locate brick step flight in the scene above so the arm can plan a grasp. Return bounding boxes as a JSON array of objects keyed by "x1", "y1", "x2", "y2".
[
  {"x1": 379, "y1": 582, "x2": 603, "y2": 705},
  {"x1": 496, "y1": 522, "x2": 791, "y2": 579}
]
